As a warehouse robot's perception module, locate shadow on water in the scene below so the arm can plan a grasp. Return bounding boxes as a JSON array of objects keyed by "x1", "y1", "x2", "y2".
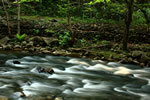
[{"x1": 0, "y1": 52, "x2": 150, "y2": 100}]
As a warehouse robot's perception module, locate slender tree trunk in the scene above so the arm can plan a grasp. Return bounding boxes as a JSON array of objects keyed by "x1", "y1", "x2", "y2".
[
  {"x1": 79, "y1": 0, "x2": 84, "y2": 19},
  {"x1": 1, "y1": 0, "x2": 11, "y2": 35},
  {"x1": 67, "y1": 2, "x2": 70, "y2": 25},
  {"x1": 67, "y1": 0, "x2": 75, "y2": 46},
  {"x1": 123, "y1": 0, "x2": 134, "y2": 50},
  {"x1": 17, "y1": 0, "x2": 20, "y2": 35}
]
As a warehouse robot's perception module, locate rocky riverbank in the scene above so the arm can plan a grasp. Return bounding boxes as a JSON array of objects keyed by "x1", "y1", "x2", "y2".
[
  {"x1": 0, "y1": 35, "x2": 149, "y2": 67},
  {"x1": 0, "y1": 16, "x2": 149, "y2": 67}
]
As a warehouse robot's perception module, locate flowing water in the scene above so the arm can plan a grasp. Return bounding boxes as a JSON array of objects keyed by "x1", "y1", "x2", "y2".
[{"x1": 0, "y1": 52, "x2": 150, "y2": 100}]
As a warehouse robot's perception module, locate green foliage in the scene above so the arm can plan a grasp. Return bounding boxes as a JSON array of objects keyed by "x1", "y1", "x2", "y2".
[
  {"x1": 16, "y1": 33, "x2": 26, "y2": 42},
  {"x1": 93, "y1": 35, "x2": 100, "y2": 42},
  {"x1": 13, "y1": 0, "x2": 39, "y2": 3},
  {"x1": 45, "y1": 29, "x2": 55, "y2": 33},
  {"x1": 80, "y1": 39, "x2": 87, "y2": 46},
  {"x1": 58, "y1": 31, "x2": 70, "y2": 47},
  {"x1": 101, "y1": 40, "x2": 109, "y2": 45},
  {"x1": 132, "y1": 10, "x2": 146, "y2": 24},
  {"x1": 33, "y1": 29, "x2": 40, "y2": 35},
  {"x1": 88, "y1": 0, "x2": 110, "y2": 5}
]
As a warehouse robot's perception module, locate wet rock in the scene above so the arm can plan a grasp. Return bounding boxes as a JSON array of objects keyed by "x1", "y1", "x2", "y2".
[
  {"x1": 0, "y1": 96, "x2": 8, "y2": 100},
  {"x1": 42, "y1": 37, "x2": 58, "y2": 46},
  {"x1": 4, "y1": 44, "x2": 12, "y2": 50},
  {"x1": 140, "y1": 53, "x2": 150, "y2": 66},
  {"x1": 0, "y1": 46, "x2": 2, "y2": 50},
  {"x1": 0, "y1": 36, "x2": 10, "y2": 45},
  {"x1": 119, "y1": 58, "x2": 128, "y2": 64},
  {"x1": 42, "y1": 50, "x2": 51, "y2": 54},
  {"x1": 28, "y1": 48, "x2": 35, "y2": 52},
  {"x1": 14, "y1": 44, "x2": 21, "y2": 48},
  {"x1": 22, "y1": 41, "x2": 27, "y2": 46},
  {"x1": 55, "y1": 97, "x2": 63, "y2": 100},
  {"x1": 37, "y1": 67, "x2": 54, "y2": 74},
  {"x1": 131, "y1": 51, "x2": 143, "y2": 59},
  {"x1": 13, "y1": 60, "x2": 21, "y2": 64},
  {"x1": 28, "y1": 36, "x2": 43, "y2": 43},
  {"x1": 26, "y1": 41, "x2": 34, "y2": 48},
  {"x1": 28, "y1": 96, "x2": 53, "y2": 100},
  {"x1": 52, "y1": 50, "x2": 71, "y2": 56}
]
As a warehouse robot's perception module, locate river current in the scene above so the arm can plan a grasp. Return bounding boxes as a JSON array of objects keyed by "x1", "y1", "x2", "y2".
[{"x1": 0, "y1": 52, "x2": 150, "y2": 100}]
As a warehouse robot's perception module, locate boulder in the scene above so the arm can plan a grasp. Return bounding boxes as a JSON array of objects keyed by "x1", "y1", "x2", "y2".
[
  {"x1": 42, "y1": 37, "x2": 58, "y2": 46},
  {"x1": 28, "y1": 36, "x2": 43, "y2": 43},
  {"x1": 131, "y1": 51, "x2": 143, "y2": 59},
  {"x1": 0, "y1": 36, "x2": 10, "y2": 45},
  {"x1": 140, "y1": 53, "x2": 150, "y2": 65}
]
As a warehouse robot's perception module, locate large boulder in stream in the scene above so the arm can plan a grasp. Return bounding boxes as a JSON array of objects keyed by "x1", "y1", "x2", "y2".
[{"x1": 37, "y1": 67, "x2": 54, "y2": 74}]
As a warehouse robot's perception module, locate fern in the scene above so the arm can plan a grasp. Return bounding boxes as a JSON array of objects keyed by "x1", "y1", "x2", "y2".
[{"x1": 16, "y1": 33, "x2": 26, "y2": 41}]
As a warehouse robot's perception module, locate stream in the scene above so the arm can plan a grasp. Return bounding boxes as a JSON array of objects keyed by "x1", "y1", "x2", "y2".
[{"x1": 0, "y1": 52, "x2": 150, "y2": 100}]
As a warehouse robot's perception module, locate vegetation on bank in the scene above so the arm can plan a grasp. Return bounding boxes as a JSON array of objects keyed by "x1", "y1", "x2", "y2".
[{"x1": 0, "y1": 0, "x2": 149, "y2": 67}]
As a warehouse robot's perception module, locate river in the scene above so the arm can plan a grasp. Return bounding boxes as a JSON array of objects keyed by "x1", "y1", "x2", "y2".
[{"x1": 0, "y1": 52, "x2": 150, "y2": 100}]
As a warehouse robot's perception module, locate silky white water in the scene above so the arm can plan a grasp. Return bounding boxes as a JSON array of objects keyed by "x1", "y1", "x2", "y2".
[{"x1": 0, "y1": 52, "x2": 150, "y2": 100}]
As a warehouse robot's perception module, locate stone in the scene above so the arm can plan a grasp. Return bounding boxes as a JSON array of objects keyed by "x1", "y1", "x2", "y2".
[
  {"x1": 22, "y1": 41, "x2": 27, "y2": 46},
  {"x1": 42, "y1": 50, "x2": 51, "y2": 54},
  {"x1": 26, "y1": 41, "x2": 34, "y2": 48},
  {"x1": 13, "y1": 60, "x2": 21, "y2": 64},
  {"x1": 5, "y1": 44, "x2": 12, "y2": 50},
  {"x1": 128, "y1": 57, "x2": 133, "y2": 63},
  {"x1": 42, "y1": 37, "x2": 58, "y2": 46},
  {"x1": 0, "y1": 36, "x2": 10, "y2": 45},
  {"x1": 14, "y1": 45, "x2": 21, "y2": 48},
  {"x1": 0, "y1": 96, "x2": 8, "y2": 100},
  {"x1": 55, "y1": 97, "x2": 63, "y2": 100},
  {"x1": 37, "y1": 67, "x2": 54, "y2": 74},
  {"x1": 28, "y1": 96, "x2": 53, "y2": 100},
  {"x1": 131, "y1": 51, "x2": 143, "y2": 59},
  {"x1": 28, "y1": 36, "x2": 43, "y2": 43},
  {"x1": 119, "y1": 58, "x2": 128, "y2": 64},
  {"x1": 140, "y1": 53, "x2": 150, "y2": 63},
  {"x1": 52, "y1": 50, "x2": 71, "y2": 56}
]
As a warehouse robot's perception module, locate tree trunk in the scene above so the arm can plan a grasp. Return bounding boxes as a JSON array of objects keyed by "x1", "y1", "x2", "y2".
[
  {"x1": 1, "y1": 0, "x2": 11, "y2": 35},
  {"x1": 79, "y1": 0, "x2": 84, "y2": 19},
  {"x1": 17, "y1": 0, "x2": 20, "y2": 35},
  {"x1": 123, "y1": 0, "x2": 134, "y2": 50}
]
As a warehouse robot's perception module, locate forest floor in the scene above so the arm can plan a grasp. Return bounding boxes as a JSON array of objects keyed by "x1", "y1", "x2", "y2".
[{"x1": 0, "y1": 16, "x2": 150, "y2": 67}]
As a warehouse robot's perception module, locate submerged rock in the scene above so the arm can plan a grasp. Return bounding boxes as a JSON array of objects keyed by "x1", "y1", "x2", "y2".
[
  {"x1": 13, "y1": 60, "x2": 21, "y2": 64},
  {"x1": 37, "y1": 67, "x2": 54, "y2": 74}
]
